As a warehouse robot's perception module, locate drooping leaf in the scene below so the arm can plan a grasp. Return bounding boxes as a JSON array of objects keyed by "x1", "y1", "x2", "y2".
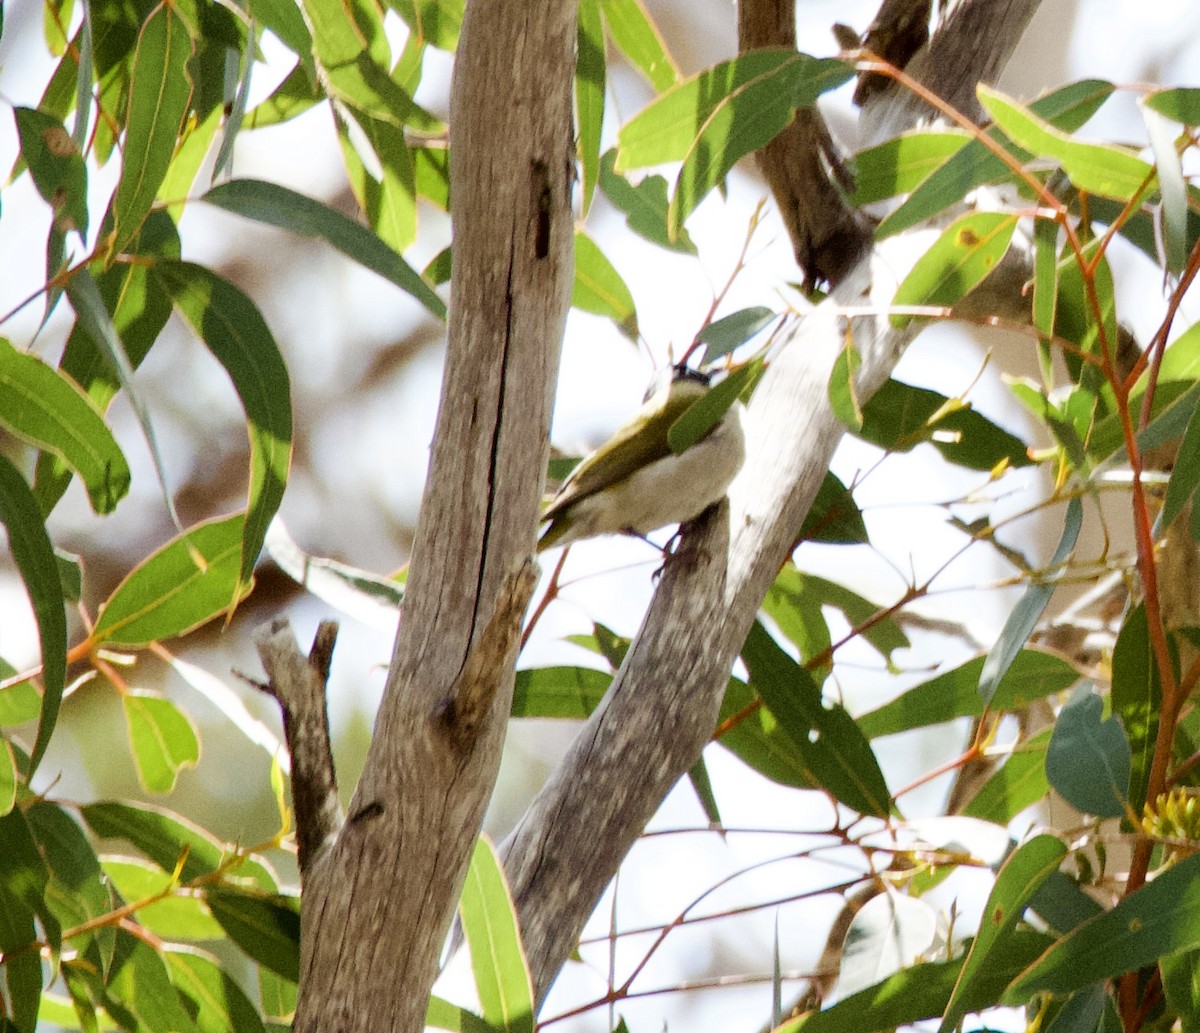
[
  {"x1": 836, "y1": 892, "x2": 938, "y2": 999},
  {"x1": 106, "y1": 931, "x2": 202, "y2": 1033},
  {"x1": 112, "y1": 4, "x2": 194, "y2": 253},
  {"x1": 336, "y1": 105, "x2": 418, "y2": 254},
  {"x1": 123, "y1": 691, "x2": 201, "y2": 794},
  {"x1": 149, "y1": 260, "x2": 293, "y2": 591},
  {"x1": 667, "y1": 358, "x2": 761, "y2": 454},
  {"x1": 571, "y1": 231, "x2": 638, "y2": 339},
  {"x1": 201, "y1": 179, "x2": 444, "y2": 318},
  {"x1": 576, "y1": 0, "x2": 605, "y2": 215},
  {"x1": 939, "y1": 834, "x2": 1067, "y2": 1030},
  {"x1": 0, "y1": 456, "x2": 65, "y2": 778},
  {"x1": 891, "y1": 212, "x2": 1018, "y2": 328},
  {"x1": 962, "y1": 728, "x2": 1053, "y2": 826},
  {"x1": 741, "y1": 621, "x2": 891, "y2": 817},
  {"x1": 91, "y1": 514, "x2": 249, "y2": 649},
  {"x1": 101, "y1": 858, "x2": 224, "y2": 940},
  {"x1": 979, "y1": 497, "x2": 1083, "y2": 707},
  {"x1": 979, "y1": 84, "x2": 1154, "y2": 201},
  {"x1": 1110, "y1": 604, "x2": 1160, "y2": 821},
  {"x1": 1045, "y1": 685, "x2": 1130, "y2": 819},
  {"x1": 459, "y1": 837, "x2": 534, "y2": 1033},
  {"x1": 1006, "y1": 851, "x2": 1200, "y2": 999},
  {"x1": 1162, "y1": 947, "x2": 1200, "y2": 1033},
  {"x1": 1142, "y1": 105, "x2": 1189, "y2": 274}
]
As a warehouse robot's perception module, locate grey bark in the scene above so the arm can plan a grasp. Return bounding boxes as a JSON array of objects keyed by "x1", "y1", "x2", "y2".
[
  {"x1": 500, "y1": 0, "x2": 1045, "y2": 1007},
  {"x1": 289, "y1": 1, "x2": 576, "y2": 1029}
]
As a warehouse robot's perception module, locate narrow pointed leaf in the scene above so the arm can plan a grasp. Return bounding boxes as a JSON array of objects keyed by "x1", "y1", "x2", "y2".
[
  {"x1": 205, "y1": 889, "x2": 300, "y2": 983},
  {"x1": 511, "y1": 667, "x2": 611, "y2": 719},
  {"x1": 796, "y1": 471, "x2": 868, "y2": 545},
  {"x1": 599, "y1": 0, "x2": 678, "y2": 92},
  {"x1": 1006, "y1": 851, "x2": 1200, "y2": 999},
  {"x1": 338, "y1": 107, "x2": 418, "y2": 254},
  {"x1": 742, "y1": 621, "x2": 891, "y2": 817},
  {"x1": 107, "y1": 932, "x2": 202, "y2": 1033},
  {"x1": 979, "y1": 497, "x2": 1082, "y2": 706},
  {"x1": 599, "y1": 150, "x2": 695, "y2": 254},
  {"x1": 150, "y1": 261, "x2": 292, "y2": 590},
  {"x1": 668, "y1": 358, "x2": 760, "y2": 454},
  {"x1": 979, "y1": 84, "x2": 1154, "y2": 201},
  {"x1": 0, "y1": 338, "x2": 129, "y2": 514},
  {"x1": 92, "y1": 514, "x2": 249, "y2": 649},
  {"x1": 112, "y1": 3, "x2": 194, "y2": 252},
  {"x1": 165, "y1": 947, "x2": 266, "y2": 1033},
  {"x1": 576, "y1": 0, "x2": 605, "y2": 215},
  {"x1": 1144, "y1": 88, "x2": 1200, "y2": 125},
  {"x1": 459, "y1": 837, "x2": 534, "y2": 1033},
  {"x1": 65, "y1": 264, "x2": 186, "y2": 537},
  {"x1": 697, "y1": 306, "x2": 775, "y2": 364},
  {"x1": 837, "y1": 892, "x2": 938, "y2": 998},
  {"x1": 0, "y1": 457, "x2": 65, "y2": 778},
  {"x1": 848, "y1": 130, "x2": 970, "y2": 205},
  {"x1": 939, "y1": 834, "x2": 1067, "y2": 1031},
  {"x1": 891, "y1": 211, "x2": 1018, "y2": 328},
  {"x1": 1143, "y1": 105, "x2": 1188, "y2": 274},
  {"x1": 1111, "y1": 604, "x2": 1159, "y2": 819},
  {"x1": 201, "y1": 179, "x2": 444, "y2": 318},
  {"x1": 1161, "y1": 398, "x2": 1200, "y2": 529},
  {"x1": 101, "y1": 858, "x2": 224, "y2": 940}
]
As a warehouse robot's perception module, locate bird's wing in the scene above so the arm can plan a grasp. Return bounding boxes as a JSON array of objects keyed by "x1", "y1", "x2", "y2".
[{"x1": 541, "y1": 385, "x2": 702, "y2": 520}]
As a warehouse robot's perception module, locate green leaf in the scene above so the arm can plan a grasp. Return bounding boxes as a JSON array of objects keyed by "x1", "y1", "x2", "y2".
[
  {"x1": 891, "y1": 211, "x2": 1018, "y2": 328},
  {"x1": 165, "y1": 947, "x2": 266, "y2": 1033},
  {"x1": 777, "y1": 929, "x2": 1052, "y2": 1032},
  {"x1": 1033, "y1": 216, "x2": 1059, "y2": 385},
  {"x1": 65, "y1": 263, "x2": 187, "y2": 540},
  {"x1": 879, "y1": 80, "x2": 1116, "y2": 238},
  {"x1": 511, "y1": 667, "x2": 611, "y2": 719},
  {"x1": 979, "y1": 497, "x2": 1083, "y2": 707},
  {"x1": 390, "y1": 0, "x2": 464, "y2": 51},
  {"x1": 572, "y1": 231, "x2": 638, "y2": 339},
  {"x1": 696, "y1": 306, "x2": 775, "y2": 364},
  {"x1": 962, "y1": 728, "x2": 1053, "y2": 825},
  {"x1": 741, "y1": 621, "x2": 891, "y2": 817},
  {"x1": 939, "y1": 834, "x2": 1067, "y2": 1031},
  {"x1": 0, "y1": 742, "x2": 15, "y2": 817},
  {"x1": 667, "y1": 359, "x2": 761, "y2": 454},
  {"x1": 101, "y1": 858, "x2": 224, "y2": 940},
  {"x1": 107, "y1": 931, "x2": 202, "y2": 1033},
  {"x1": 1143, "y1": 105, "x2": 1189, "y2": 274},
  {"x1": 0, "y1": 456, "x2": 66, "y2": 778},
  {"x1": 837, "y1": 892, "x2": 938, "y2": 998},
  {"x1": 425, "y1": 995, "x2": 494, "y2": 1033},
  {"x1": 1162, "y1": 947, "x2": 1200, "y2": 1033},
  {"x1": 123, "y1": 691, "x2": 200, "y2": 794},
  {"x1": 300, "y1": 0, "x2": 437, "y2": 132},
  {"x1": 205, "y1": 889, "x2": 300, "y2": 983},
  {"x1": 1045, "y1": 685, "x2": 1130, "y2": 819},
  {"x1": 598, "y1": 0, "x2": 678, "y2": 92},
  {"x1": 576, "y1": 0, "x2": 605, "y2": 215},
  {"x1": 848, "y1": 130, "x2": 970, "y2": 205},
  {"x1": 598, "y1": 150, "x2": 695, "y2": 255},
  {"x1": 0, "y1": 338, "x2": 129, "y2": 514},
  {"x1": 459, "y1": 836, "x2": 534, "y2": 1033},
  {"x1": 1006, "y1": 851, "x2": 1200, "y2": 999},
  {"x1": 686, "y1": 754, "x2": 722, "y2": 828},
  {"x1": 338, "y1": 106, "x2": 418, "y2": 254},
  {"x1": 856, "y1": 378, "x2": 1032, "y2": 471},
  {"x1": 82, "y1": 800, "x2": 277, "y2": 888},
  {"x1": 857, "y1": 650, "x2": 1079, "y2": 739},
  {"x1": 1144, "y1": 88, "x2": 1200, "y2": 125},
  {"x1": 201, "y1": 179, "x2": 445, "y2": 319},
  {"x1": 979, "y1": 84, "x2": 1154, "y2": 201},
  {"x1": 828, "y1": 340, "x2": 863, "y2": 432},
  {"x1": 795, "y1": 471, "x2": 868, "y2": 546},
  {"x1": 1111, "y1": 604, "x2": 1160, "y2": 821},
  {"x1": 112, "y1": 4, "x2": 194, "y2": 253},
  {"x1": 247, "y1": 0, "x2": 315, "y2": 81},
  {"x1": 149, "y1": 261, "x2": 293, "y2": 591},
  {"x1": 92, "y1": 514, "x2": 249, "y2": 649},
  {"x1": 1162, "y1": 396, "x2": 1200, "y2": 529},
  {"x1": 14, "y1": 107, "x2": 89, "y2": 236}
]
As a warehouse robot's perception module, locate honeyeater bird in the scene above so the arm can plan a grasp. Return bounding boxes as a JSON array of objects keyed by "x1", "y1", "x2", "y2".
[{"x1": 538, "y1": 364, "x2": 746, "y2": 551}]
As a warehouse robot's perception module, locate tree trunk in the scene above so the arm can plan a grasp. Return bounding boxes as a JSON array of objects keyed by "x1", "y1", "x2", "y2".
[{"x1": 289, "y1": 3, "x2": 576, "y2": 1029}]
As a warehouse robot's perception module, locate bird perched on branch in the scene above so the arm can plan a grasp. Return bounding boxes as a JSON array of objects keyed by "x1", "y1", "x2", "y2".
[{"x1": 538, "y1": 364, "x2": 746, "y2": 551}]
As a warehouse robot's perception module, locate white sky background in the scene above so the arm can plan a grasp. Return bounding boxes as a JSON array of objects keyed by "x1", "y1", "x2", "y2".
[{"x1": 2, "y1": 0, "x2": 1200, "y2": 1030}]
